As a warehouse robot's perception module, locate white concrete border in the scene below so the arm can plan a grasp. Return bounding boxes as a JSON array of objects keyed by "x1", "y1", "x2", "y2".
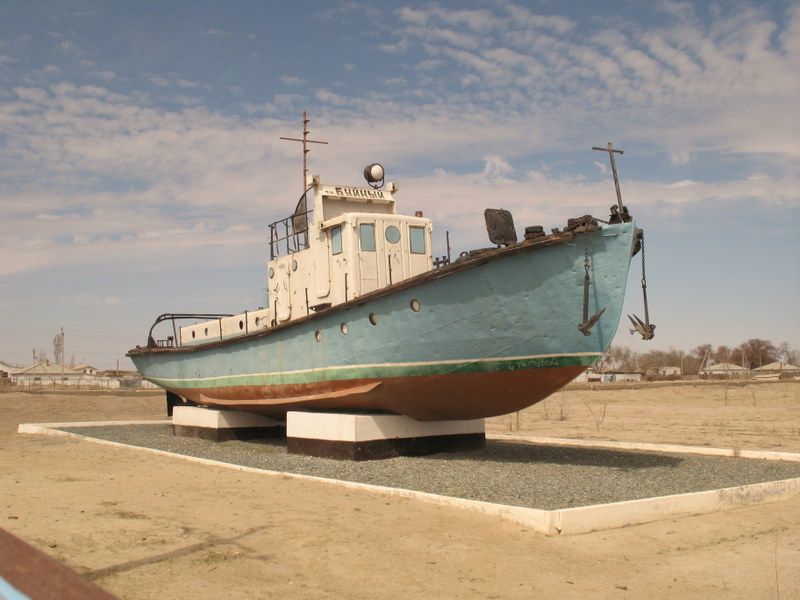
[
  {"x1": 17, "y1": 422, "x2": 800, "y2": 536},
  {"x1": 487, "y1": 434, "x2": 800, "y2": 462}
]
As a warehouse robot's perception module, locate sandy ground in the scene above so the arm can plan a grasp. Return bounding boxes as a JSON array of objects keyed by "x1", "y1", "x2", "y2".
[
  {"x1": 1, "y1": 383, "x2": 799, "y2": 599},
  {"x1": 488, "y1": 381, "x2": 800, "y2": 452}
]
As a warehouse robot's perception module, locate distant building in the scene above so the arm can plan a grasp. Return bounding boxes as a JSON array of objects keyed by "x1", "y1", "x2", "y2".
[
  {"x1": 753, "y1": 362, "x2": 799, "y2": 380},
  {"x1": 72, "y1": 363, "x2": 98, "y2": 376},
  {"x1": 572, "y1": 370, "x2": 642, "y2": 384},
  {"x1": 754, "y1": 362, "x2": 798, "y2": 373},
  {"x1": 606, "y1": 371, "x2": 643, "y2": 383},
  {"x1": 658, "y1": 366, "x2": 682, "y2": 377},
  {"x1": 12, "y1": 360, "x2": 119, "y2": 388},
  {"x1": 700, "y1": 362, "x2": 750, "y2": 379}
]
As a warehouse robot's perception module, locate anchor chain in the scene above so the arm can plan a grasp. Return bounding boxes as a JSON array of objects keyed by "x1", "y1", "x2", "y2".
[
  {"x1": 640, "y1": 233, "x2": 647, "y2": 293},
  {"x1": 577, "y1": 227, "x2": 606, "y2": 336},
  {"x1": 582, "y1": 229, "x2": 590, "y2": 323},
  {"x1": 628, "y1": 231, "x2": 656, "y2": 340}
]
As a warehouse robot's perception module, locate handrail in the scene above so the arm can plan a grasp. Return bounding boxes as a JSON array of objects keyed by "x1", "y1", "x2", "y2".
[
  {"x1": 147, "y1": 313, "x2": 233, "y2": 348},
  {"x1": 268, "y1": 187, "x2": 314, "y2": 260}
]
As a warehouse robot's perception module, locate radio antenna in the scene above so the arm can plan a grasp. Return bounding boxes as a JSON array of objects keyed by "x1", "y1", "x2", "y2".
[{"x1": 280, "y1": 110, "x2": 328, "y2": 192}]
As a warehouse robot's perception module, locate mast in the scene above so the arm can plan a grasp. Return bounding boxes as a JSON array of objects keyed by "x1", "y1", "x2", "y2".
[
  {"x1": 592, "y1": 142, "x2": 624, "y2": 213},
  {"x1": 279, "y1": 110, "x2": 328, "y2": 192}
]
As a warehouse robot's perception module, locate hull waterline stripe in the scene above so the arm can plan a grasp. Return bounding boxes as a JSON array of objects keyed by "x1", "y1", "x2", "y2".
[{"x1": 143, "y1": 353, "x2": 600, "y2": 389}]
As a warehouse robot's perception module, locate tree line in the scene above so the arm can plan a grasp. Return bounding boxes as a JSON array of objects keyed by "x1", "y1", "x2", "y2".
[{"x1": 595, "y1": 339, "x2": 799, "y2": 374}]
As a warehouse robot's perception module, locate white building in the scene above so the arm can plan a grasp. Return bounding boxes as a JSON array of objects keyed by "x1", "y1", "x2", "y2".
[
  {"x1": 12, "y1": 361, "x2": 119, "y2": 388},
  {"x1": 700, "y1": 362, "x2": 750, "y2": 379},
  {"x1": 753, "y1": 362, "x2": 799, "y2": 380},
  {"x1": 658, "y1": 366, "x2": 682, "y2": 377}
]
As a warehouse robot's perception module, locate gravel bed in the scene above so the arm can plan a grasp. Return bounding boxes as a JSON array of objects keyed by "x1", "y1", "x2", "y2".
[{"x1": 59, "y1": 424, "x2": 800, "y2": 510}]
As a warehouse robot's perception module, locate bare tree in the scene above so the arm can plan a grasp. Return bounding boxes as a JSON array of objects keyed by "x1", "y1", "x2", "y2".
[
  {"x1": 736, "y1": 339, "x2": 778, "y2": 368},
  {"x1": 713, "y1": 345, "x2": 732, "y2": 365},
  {"x1": 777, "y1": 342, "x2": 799, "y2": 365}
]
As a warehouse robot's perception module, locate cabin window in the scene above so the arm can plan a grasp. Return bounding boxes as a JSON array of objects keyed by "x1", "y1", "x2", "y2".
[
  {"x1": 331, "y1": 226, "x2": 342, "y2": 255},
  {"x1": 385, "y1": 225, "x2": 401, "y2": 244},
  {"x1": 410, "y1": 226, "x2": 426, "y2": 254},
  {"x1": 359, "y1": 223, "x2": 376, "y2": 252}
]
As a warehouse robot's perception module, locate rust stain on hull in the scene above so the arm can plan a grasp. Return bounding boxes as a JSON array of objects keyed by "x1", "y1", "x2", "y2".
[{"x1": 168, "y1": 366, "x2": 583, "y2": 421}]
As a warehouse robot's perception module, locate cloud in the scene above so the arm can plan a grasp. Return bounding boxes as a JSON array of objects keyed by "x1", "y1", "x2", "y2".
[
  {"x1": 0, "y1": 1, "x2": 798, "y2": 282},
  {"x1": 70, "y1": 294, "x2": 125, "y2": 306},
  {"x1": 280, "y1": 75, "x2": 305, "y2": 86},
  {"x1": 202, "y1": 28, "x2": 230, "y2": 37},
  {"x1": 482, "y1": 155, "x2": 513, "y2": 179},
  {"x1": 373, "y1": 1, "x2": 800, "y2": 165}
]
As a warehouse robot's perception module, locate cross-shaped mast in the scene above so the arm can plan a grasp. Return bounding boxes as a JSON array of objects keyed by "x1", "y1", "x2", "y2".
[
  {"x1": 280, "y1": 110, "x2": 328, "y2": 192},
  {"x1": 592, "y1": 142, "x2": 624, "y2": 212}
]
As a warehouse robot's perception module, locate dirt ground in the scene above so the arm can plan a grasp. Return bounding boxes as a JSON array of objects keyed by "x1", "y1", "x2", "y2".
[
  {"x1": 487, "y1": 380, "x2": 800, "y2": 452},
  {"x1": 1, "y1": 382, "x2": 799, "y2": 599}
]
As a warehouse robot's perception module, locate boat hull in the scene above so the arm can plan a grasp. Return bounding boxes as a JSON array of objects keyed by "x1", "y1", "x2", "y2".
[{"x1": 129, "y1": 222, "x2": 636, "y2": 420}]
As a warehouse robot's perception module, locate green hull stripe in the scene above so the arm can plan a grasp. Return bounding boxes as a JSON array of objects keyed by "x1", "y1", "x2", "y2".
[{"x1": 147, "y1": 354, "x2": 599, "y2": 390}]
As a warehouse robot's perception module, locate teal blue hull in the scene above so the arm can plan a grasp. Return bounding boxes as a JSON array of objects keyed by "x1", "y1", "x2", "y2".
[{"x1": 129, "y1": 222, "x2": 636, "y2": 419}]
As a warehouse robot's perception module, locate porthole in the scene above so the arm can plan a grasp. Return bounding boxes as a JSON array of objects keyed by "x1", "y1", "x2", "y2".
[
  {"x1": 385, "y1": 225, "x2": 401, "y2": 244},
  {"x1": 315, "y1": 330, "x2": 322, "y2": 342},
  {"x1": 204, "y1": 327, "x2": 208, "y2": 335},
  {"x1": 291, "y1": 259, "x2": 298, "y2": 271},
  {"x1": 410, "y1": 299, "x2": 421, "y2": 312},
  {"x1": 368, "y1": 313, "x2": 378, "y2": 326},
  {"x1": 340, "y1": 323, "x2": 349, "y2": 335},
  {"x1": 191, "y1": 331, "x2": 196, "y2": 339},
  {"x1": 268, "y1": 267, "x2": 275, "y2": 278},
  {"x1": 239, "y1": 320, "x2": 244, "y2": 330}
]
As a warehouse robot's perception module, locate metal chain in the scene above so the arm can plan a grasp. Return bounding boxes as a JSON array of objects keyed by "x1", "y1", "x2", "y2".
[
  {"x1": 584, "y1": 228, "x2": 590, "y2": 275},
  {"x1": 640, "y1": 234, "x2": 647, "y2": 288}
]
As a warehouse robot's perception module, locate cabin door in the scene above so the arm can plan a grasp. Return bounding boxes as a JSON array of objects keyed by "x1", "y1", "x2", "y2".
[
  {"x1": 382, "y1": 220, "x2": 405, "y2": 285},
  {"x1": 272, "y1": 261, "x2": 291, "y2": 323},
  {"x1": 358, "y1": 222, "x2": 379, "y2": 294}
]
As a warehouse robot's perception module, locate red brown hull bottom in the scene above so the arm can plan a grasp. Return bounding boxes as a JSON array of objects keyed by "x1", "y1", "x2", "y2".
[{"x1": 168, "y1": 366, "x2": 584, "y2": 421}]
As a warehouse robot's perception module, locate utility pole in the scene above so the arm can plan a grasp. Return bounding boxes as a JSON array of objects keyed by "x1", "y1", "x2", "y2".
[{"x1": 592, "y1": 142, "x2": 625, "y2": 213}]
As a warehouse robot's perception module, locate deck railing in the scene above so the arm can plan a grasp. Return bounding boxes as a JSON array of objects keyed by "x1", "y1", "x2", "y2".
[
  {"x1": 268, "y1": 207, "x2": 313, "y2": 260},
  {"x1": 146, "y1": 313, "x2": 233, "y2": 348}
]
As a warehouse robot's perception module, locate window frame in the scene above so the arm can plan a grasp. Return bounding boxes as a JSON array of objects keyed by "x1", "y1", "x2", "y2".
[
  {"x1": 409, "y1": 225, "x2": 426, "y2": 255},
  {"x1": 331, "y1": 225, "x2": 343, "y2": 255},
  {"x1": 359, "y1": 222, "x2": 376, "y2": 252}
]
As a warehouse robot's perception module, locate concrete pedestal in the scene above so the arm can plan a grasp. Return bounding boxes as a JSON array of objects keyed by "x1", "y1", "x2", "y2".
[
  {"x1": 172, "y1": 406, "x2": 284, "y2": 441},
  {"x1": 287, "y1": 411, "x2": 485, "y2": 460}
]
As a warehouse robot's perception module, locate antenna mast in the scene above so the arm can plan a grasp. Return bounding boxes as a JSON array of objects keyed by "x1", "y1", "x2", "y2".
[{"x1": 280, "y1": 110, "x2": 328, "y2": 192}]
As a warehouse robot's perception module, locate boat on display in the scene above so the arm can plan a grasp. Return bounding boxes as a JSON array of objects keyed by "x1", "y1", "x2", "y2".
[{"x1": 128, "y1": 119, "x2": 654, "y2": 421}]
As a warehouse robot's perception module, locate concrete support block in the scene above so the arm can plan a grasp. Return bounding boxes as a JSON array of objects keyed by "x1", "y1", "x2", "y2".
[
  {"x1": 172, "y1": 406, "x2": 284, "y2": 441},
  {"x1": 287, "y1": 411, "x2": 485, "y2": 460}
]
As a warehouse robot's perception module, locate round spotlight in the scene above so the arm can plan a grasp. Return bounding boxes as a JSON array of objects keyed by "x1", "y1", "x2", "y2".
[{"x1": 363, "y1": 163, "x2": 385, "y2": 188}]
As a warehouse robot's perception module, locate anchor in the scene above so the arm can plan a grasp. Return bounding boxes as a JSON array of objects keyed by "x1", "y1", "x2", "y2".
[
  {"x1": 579, "y1": 306, "x2": 606, "y2": 336},
  {"x1": 628, "y1": 314, "x2": 655, "y2": 340},
  {"x1": 628, "y1": 232, "x2": 655, "y2": 340},
  {"x1": 577, "y1": 228, "x2": 606, "y2": 336}
]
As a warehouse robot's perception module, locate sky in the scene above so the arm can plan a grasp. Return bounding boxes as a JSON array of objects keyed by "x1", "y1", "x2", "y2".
[{"x1": 0, "y1": 0, "x2": 798, "y2": 369}]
